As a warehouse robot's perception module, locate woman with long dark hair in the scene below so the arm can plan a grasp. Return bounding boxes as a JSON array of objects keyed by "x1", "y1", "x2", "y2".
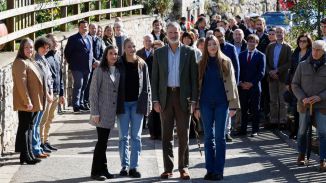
[
  {"x1": 89, "y1": 46, "x2": 120, "y2": 181},
  {"x1": 194, "y1": 35, "x2": 240, "y2": 181},
  {"x1": 12, "y1": 38, "x2": 44, "y2": 164},
  {"x1": 285, "y1": 33, "x2": 312, "y2": 140}
]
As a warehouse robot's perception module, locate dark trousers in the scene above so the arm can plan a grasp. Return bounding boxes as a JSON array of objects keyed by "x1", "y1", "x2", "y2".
[
  {"x1": 160, "y1": 89, "x2": 190, "y2": 172},
  {"x1": 84, "y1": 69, "x2": 94, "y2": 105},
  {"x1": 147, "y1": 110, "x2": 161, "y2": 138},
  {"x1": 71, "y1": 70, "x2": 90, "y2": 108},
  {"x1": 239, "y1": 88, "x2": 261, "y2": 133},
  {"x1": 91, "y1": 127, "x2": 111, "y2": 176},
  {"x1": 16, "y1": 111, "x2": 39, "y2": 159},
  {"x1": 260, "y1": 76, "x2": 270, "y2": 118}
]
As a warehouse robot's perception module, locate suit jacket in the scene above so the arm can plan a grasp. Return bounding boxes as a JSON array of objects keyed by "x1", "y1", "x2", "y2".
[
  {"x1": 265, "y1": 42, "x2": 292, "y2": 83},
  {"x1": 12, "y1": 58, "x2": 45, "y2": 112},
  {"x1": 151, "y1": 44, "x2": 198, "y2": 112},
  {"x1": 230, "y1": 39, "x2": 247, "y2": 54},
  {"x1": 64, "y1": 33, "x2": 93, "y2": 73},
  {"x1": 151, "y1": 31, "x2": 166, "y2": 42},
  {"x1": 89, "y1": 66, "x2": 120, "y2": 129},
  {"x1": 90, "y1": 35, "x2": 105, "y2": 61},
  {"x1": 221, "y1": 42, "x2": 240, "y2": 84},
  {"x1": 136, "y1": 47, "x2": 154, "y2": 79},
  {"x1": 256, "y1": 33, "x2": 270, "y2": 53},
  {"x1": 239, "y1": 49, "x2": 266, "y2": 92}
]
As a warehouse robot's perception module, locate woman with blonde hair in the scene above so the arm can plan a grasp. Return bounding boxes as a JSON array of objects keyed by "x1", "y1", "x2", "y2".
[
  {"x1": 103, "y1": 24, "x2": 116, "y2": 47},
  {"x1": 116, "y1": 38, "x2": 151, "y2": 178},
  {"x1": 194, "y1": 35, "x2": 240, "y2": 180}
]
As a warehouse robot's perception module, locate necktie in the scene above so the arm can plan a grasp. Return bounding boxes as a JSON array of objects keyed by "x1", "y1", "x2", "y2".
[{"x1": 247, "y1": 52, "x2": 252, "y2": 64}]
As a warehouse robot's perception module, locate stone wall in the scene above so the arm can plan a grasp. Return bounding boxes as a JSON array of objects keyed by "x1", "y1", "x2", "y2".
[
  {"x1": 210, "y1": 0, "x2": 277, "y2": 18},
  {"x1": 0, "y1": 15, "x2": 157, "y2": 157}
]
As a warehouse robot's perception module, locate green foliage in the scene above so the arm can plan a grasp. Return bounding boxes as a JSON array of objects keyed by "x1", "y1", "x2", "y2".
[
  {"x1": 142, "y1": 0, "x2": 173, "y2": 17},
  {"x1": 289, "y1": 0, "x2": 326, "y2": 39},
  {"x1": 0, "y1": 0, "x2": 6, "y2": 12}
]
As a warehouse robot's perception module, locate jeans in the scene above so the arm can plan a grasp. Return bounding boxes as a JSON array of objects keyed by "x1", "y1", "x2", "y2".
[
  {"x1": 71, "y1": 70, "x2": 90, "y2": 108},
  {"x1": 200, "y1": 101, "x2": 229, "y2": 174},
  {"x1": 91, "y1": 127, "x2": 111, "y2": 176},
  {"x1": 32, "y1": 111, "x2": 44, "y2": 155},
  {"x1": 297, "y1": 110, "x2": 326, "y2": 160},
  {"x1": 117, "y1": 101, "x2": 144, "y2": 169}
]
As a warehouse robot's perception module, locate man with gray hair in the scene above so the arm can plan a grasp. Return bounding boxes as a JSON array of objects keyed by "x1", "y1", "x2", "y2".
[
  {"x1": 292, "y1": 40, "x2": 326, "y2": 172},
  {"x1": 151, "y1": 21, "x2": 198, "y2": 180},
  {"x1": 230, "y1": 28, "x2": 247, "y2": 55},
  {"x1": 265, "y1": 26, "x2": 292, "y2": 129},
  {"x1": 136, "y1": 34, "x2": 161, "y2": 134}
]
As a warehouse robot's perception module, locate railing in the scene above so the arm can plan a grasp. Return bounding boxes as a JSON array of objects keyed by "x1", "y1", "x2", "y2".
[{"x1": 0, "y1": 0, "x2": 144, "y2": 51}]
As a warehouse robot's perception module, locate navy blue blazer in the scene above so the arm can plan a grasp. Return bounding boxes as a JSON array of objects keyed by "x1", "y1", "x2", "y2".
[
  {"x1": 64, "y1": 33, "x2": 93, "y2": 73},
  {"x1": 221, "y1": 42, "x2": 240, "y2": 83},
  {"x1": 239, "y1": 49, "x2": 266, "y2": 91}
]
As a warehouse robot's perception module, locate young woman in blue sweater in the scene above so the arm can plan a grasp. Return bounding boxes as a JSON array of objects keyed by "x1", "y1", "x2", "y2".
[{"x1": 195, "y1": 35, "x2": 240, "y2": 181}]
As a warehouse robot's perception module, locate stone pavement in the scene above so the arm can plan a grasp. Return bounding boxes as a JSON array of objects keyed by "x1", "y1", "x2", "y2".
[{"x1": 1, "y1": 108, "x2": 326, "y2": 183}]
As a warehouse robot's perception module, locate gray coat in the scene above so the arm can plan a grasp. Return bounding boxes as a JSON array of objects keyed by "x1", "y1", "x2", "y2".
[
  {"x1": 89, "y1": 66, "x2": 120, "y2": 129},
  {"x1": 291, "y1": 56, "x2": 326, "y2": 113}
]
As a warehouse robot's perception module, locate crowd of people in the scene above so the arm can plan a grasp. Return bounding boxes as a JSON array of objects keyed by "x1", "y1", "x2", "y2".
[{"x1": 11, "y1": 12, "x2": 326, "y2": 181}]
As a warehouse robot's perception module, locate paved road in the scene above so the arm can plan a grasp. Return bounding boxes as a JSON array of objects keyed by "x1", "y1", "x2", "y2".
[{"x1": 1, "y1": 109, "x2": 326, "y2": 183}]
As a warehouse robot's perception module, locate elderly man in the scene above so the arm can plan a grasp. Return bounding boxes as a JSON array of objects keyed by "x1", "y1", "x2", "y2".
[
  {"x1": 230, "y1": 29, "x2": 247, "y2": 55},
  {"x1": 292, "y1": 40, "x2": 326, "y2": 172},
  {"x1": 152, "y1": 22, "x2": 198, "y2": 180}
]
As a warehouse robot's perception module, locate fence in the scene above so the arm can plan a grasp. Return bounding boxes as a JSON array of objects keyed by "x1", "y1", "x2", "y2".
[{"x1": 0, "y1": 0, "x2": 144, "y2": 51}]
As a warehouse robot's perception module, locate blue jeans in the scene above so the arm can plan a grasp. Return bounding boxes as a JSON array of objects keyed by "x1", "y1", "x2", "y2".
[
  {"x1": 32, "y1": 111, "x2": 44, "y2": 155},
  {"x1": 297, "y1": 110, "x2": 326, "y2": 160},
  {"x1": 200, "y1": 101, "x2": 229, "y2": 174},
  {"x1": 71, "y1": 70, "x2": 90, "y2": 108},
  {"x1": 117, "y1": 101, "x2": 144, "y2": 169}
]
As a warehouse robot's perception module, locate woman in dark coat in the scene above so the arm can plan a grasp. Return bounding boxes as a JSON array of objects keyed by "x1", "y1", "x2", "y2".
[{"x1": 285, "y1": 33, "x2": 312, "y2": 139}]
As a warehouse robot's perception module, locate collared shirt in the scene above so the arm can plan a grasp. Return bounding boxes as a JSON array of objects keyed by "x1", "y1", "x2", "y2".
[
  {"x1": 273, "y1": 42, "x2": 282, "y2": 69},
  {"x1": 145, "y1": 48, "x2": 152, "y2": 58},
  {"x1": 81, "y1": 33, "x2": 91, "y2": 50},
  {"x1": 234, "y1": 43, "x2": 242, "y2": 55},
  {"x1": 167, "y1": 43, "x2": 181, "y2": 87}
]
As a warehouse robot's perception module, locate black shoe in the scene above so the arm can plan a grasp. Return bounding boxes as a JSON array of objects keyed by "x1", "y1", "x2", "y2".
[
  {"x1": 129, "y1": 168, "x2": 141, "y2": 178},
  {"x1": 251, "y1": 133, "x2": 258, "y2": 137},
  {"x1": 204, "y1": 172, "x2": 215, "y2": 180},
  {"x1": 90, "y1": 174, "x2": 106, "y2": 181},
  {"x1": 212, "y1": 173, "x2": 223, "y2": 181},
  {"x1": 41, "y1": 144, "x2": 52, "y2": 153},
  {"x1": 73, "y1": 107, "x2": 81, "y2": 114},
  {"x1": 45, "y1": 142, "x2": 58, "y2": 151},
  {"x1": 233, "y1": 131, "x2": 247, "y2": 137},
  {"x1": 103, "y1": 171, "x2": 115, "y2": 179},
  {"x1": 119, "y1": 167, "x2": 128, "y2": 176},
  {"x1": 79, "y1": 105, "x2": 90, "y2": 111},
  {"x1": 225, "y1": 134, "x2": 233, "y2": 142},
  {"x1": 20, "y1": 153, "x2": 40, "y2": 165}
]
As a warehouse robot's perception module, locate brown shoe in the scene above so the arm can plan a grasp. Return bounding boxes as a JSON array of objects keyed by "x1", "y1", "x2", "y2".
[
  {"x1": 160, "y1": 171, "x2": 173, "y2": 179},
  {"x1": 320, "y1": 160, "x2": 326, "y2": 172},
  {"x1": 35, "y1": 154, "x2": 47, "y2": 159},
  {"x1": 179, "y1": 169, "x2": 190, "y2": 180},
  {"x1": 297, "y1": 153, "x2": 305, "y2": 166}
]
